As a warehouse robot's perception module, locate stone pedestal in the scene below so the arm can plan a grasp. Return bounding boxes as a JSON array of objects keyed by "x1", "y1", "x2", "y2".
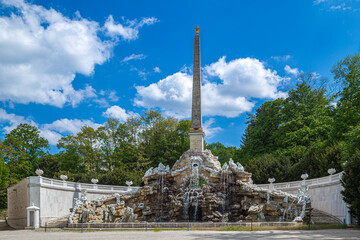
[{"x1": 189, "y1": 131, "x2": 205, "y2": 152}]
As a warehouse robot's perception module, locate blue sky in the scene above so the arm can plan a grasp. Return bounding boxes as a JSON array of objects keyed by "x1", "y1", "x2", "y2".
[{"x1": 0, "y1": 0, "x2": 359, "y2": 150}]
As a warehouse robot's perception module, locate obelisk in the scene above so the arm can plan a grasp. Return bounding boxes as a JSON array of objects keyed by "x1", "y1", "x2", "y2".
[{"x1": 189, "y1": 26, "x2": 205, "y2": 152}]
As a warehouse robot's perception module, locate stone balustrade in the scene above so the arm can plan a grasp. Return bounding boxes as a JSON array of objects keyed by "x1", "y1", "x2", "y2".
[
  {"x1": 257, "y1": 172, "x2": 343, "y2": 190},
  {"x1": 32, "y1": 176, "x2": 140, "y2": 193}
]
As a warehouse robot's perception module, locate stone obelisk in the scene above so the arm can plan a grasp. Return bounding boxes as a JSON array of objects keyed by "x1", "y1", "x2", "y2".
[{"x1": 189, "y1": 26, "x2": 205, "y2": 152}]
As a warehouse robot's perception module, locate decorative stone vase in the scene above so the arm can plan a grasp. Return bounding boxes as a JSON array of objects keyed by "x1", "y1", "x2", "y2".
[
  {"x1": 301, "y1": 173, "x2": 309, "y2": 180},
  {"x1": 60, "y1": 175, "x2": 68, "y2": 181},
  {"x1": 35, "y1": 169, "x2": 43, "y2": 177},
  {"x1": 327, "y1": 168, "x2": 336, "y2": 175}
]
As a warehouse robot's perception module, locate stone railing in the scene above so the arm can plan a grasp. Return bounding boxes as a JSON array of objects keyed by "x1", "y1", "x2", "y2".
[
  {"x1": 257, "y1": 172, "x2": 343, "y2": 190},
  {"x1": 29, "y1": 176, "x2": 140, "y2": 193}
]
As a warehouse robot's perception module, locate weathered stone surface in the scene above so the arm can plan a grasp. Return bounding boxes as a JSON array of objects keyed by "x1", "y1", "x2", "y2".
[
  {"x1": 191, "y1": 33, "x2": 202, "y2": 130},
  {"x1": 69, "y1": 149, "x2": 311, "y2": 224}
]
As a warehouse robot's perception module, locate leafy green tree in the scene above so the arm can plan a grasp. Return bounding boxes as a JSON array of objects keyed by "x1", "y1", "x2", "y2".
[
  {"x1": 241, "y1": 73, "x2": 337, "y2": 182},
  {"x1": 57, "y1": 126, "x2": 102, "y2": 172},
  {"x1": 240, "y1": 99, "x2": 284, "y2": 163},
  {"x1": 38, "y1": 155, "x2": 60, "y2": 178},
  {"x1": 0, "y1": 124, "x2": 49, "y2": 184},
  {"x1": 139, "y1": 110, "x2": 179, "y2": 167},
  {"x1": 0, "y1": 156, "x2": 9, "y2": 209},
  {"x1": 206, "y1": 142, "x2": 237, "y2": 165},
  {"x1": 0, "y1": 155, "x2": 9, "y2": 189},
  {"x1": 245, "y1": 154, "x2": 292, "y2": 184},
  {"x1": 331, "y1": 53, "x2": 360, "y2": 139},
  {"x1": 340, "y1": 125, "x2": 360, "y2": 224},
  {"x1": 276, "y1": 74, "x2": 334, "y2": 153}
]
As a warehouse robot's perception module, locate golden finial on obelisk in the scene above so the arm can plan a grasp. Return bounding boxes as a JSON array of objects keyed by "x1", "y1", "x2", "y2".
[{"x1": 195, "y1": 25, "x2": 200, "y2": 35}]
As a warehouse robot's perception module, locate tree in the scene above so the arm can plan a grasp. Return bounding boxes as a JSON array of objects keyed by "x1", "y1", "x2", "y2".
[
  {"x1": 0, "y1": 124, "x2": 49, "y2": 184},
  {"x1": 331, "y1": 53, "x2": 360, "y2": 139},
  {"x1": 0, "y1": 155, "x2": 9, "y2": 189},
  {"x1": 241, "y1": 73, "x2": 337, "y2": 183},
  {"x1": 240, "y1": 99, "x2": 284, "y2": 163},
  {"x1": 206, "y1": 142, "x2": 237, "y2": 165},
  {"x1": 340, "y1": 125, "x2": 360, "y2": 224},
  {"x1": 57, "y1": 126, "x2": 102, "y2": 172},
  {"x1": 245, "y1": 154, "x2": 292, "y2": 184},
  {"x1": 0, "y1": 155, "x2": 9, "y2": 209}
]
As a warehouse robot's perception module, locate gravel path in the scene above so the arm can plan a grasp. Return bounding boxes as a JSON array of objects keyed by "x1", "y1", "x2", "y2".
[{"x1": 0, "y1": 229, "x2": 359, "y2": 240}]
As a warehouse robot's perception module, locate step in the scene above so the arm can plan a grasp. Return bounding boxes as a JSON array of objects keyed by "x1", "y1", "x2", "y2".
[{"x1": 311, "y1": 209, "x2": 343, "y2": 224}]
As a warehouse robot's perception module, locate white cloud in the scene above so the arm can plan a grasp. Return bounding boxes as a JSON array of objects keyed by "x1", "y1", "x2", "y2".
[
  {"x1": 0, "y1": 108, "x2": 36, "y2": 133},
  {"x1": 0, "y1": 0, "x2": 156, "y2": 108},
  {"x1": 271, "y1": 55, "x2": 292, "y2": 62},
  {"x1": 205, "y1": 57, "x2": 287, "y2": 99},
  {"x1": 330, "y1": 3, "x2": 351, "y2": 11},
  {"x1": 284, "y1": 65, "x2": 299, "y2": 76},
  {"x1": 122, "y1": 53, "x2": 146, "y2": 62},
  {"x1": 203, "y1": 118, "x2": 222, "y2": 139},
  {"x1": 313, "y1": 0, "x2": 327, "y2": 5},
  {"x1": 154, "y1": 66, "x2": 161, "y2": 73},
  {"x1": 94, "y1": 90, "x2": 119, "y2": 107},
  {"x1": 102, "y1": 105, "x2": 136, "y2": 122},
  {"x1": 135, "y1": 57, "x2": 287, "y2": 118},
  {"x1": 135, "y1": 72, "x2": 192, "y2": 118},
  {"x1": 42, "y1": 118, "x2": 101, "y2": 135},
  {"x1": 0, "y1": 108, "x2": 102, "y2": 145},
  {"x1": 104, "y1": 15, "x2": 158, "y2": 40},
  {"x1": 42, "y1": 119, "x2": 101, "y2": 145}
]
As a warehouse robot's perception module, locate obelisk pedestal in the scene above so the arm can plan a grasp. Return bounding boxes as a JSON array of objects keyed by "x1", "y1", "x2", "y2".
[{"x1": 189, "y1": 26, "x2": 205, "y2": 152}]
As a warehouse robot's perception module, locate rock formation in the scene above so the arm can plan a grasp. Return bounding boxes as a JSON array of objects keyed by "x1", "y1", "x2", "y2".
[{"x1": 69, "y1": 149, "x2": 311, "y2": 224}]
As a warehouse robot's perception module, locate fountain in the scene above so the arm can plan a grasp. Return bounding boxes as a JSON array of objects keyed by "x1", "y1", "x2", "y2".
[
  {"x1": 68, "y1": 149, "x2": 311, "y2": 224},
  {"x1": 67, "y1": 26, "x2": 311, "y2": 225}
]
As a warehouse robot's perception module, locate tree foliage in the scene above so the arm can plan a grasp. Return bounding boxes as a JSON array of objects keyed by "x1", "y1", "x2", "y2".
[
  {"x1": 241, "y1": 73, "x2": 337, "y2": 183},
  {"x1": 0, "y1": 124, "x2": 49, "y2": 184},
  {"x1": 1, "y1": 54, "x2": 360, "y2": 222},
  {"x1": 54, "y1": 111, "x2": 191, "y2": 186},
  {"x1": 332, "y1": 53, "x2": 360, "y2": 224}
]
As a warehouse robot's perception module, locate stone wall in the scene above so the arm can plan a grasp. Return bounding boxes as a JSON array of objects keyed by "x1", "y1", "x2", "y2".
[
  {"x1": 7, "y1": 178, "x2": 28, "y2": 229},
  {"x1": 7, "y1": 176, "x2": 139, "y2": 228},
  {"x1": 7, "y1": 172, "x2": 352, "y2": 228},
  {"x1": 257, "y1": 172, "x2": 351, "y2": 224}
]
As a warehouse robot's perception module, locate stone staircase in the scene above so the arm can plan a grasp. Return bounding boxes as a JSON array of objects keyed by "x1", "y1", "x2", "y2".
[
  {"x1": 0, "y1": 220, "x2": 14, "y2": 230},
  {"x1": 44, "y1": 216, "x2": 69, "y2": 228},
  {"x1": 311, "y1": 209, "x2": 343, "y2": 224}
]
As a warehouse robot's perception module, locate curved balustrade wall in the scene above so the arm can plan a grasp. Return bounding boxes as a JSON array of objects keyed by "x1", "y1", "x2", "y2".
[
  {"x1": 7, "y1": 173, "x2": 351, "y2": 228},
  {"x1": 7, "y1": 176, "x2": 139, "y2": 229},
  {"x1": 257, "y1": 172, "x2": 351, "y2": 224}
]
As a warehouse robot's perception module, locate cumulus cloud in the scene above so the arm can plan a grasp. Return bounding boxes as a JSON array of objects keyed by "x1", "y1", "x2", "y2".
[
  {"x1": 203, "y1": 118, "x2": 222, "y2": 139},
  {"x1": 0, "y1": 0, "x2": 157, "y2": 108},
  {"x1": 284, "y1": 65, "x2": 299, "y2": 76},
  {"x1": 154, "y1": 66, "x2": 161, "y2": 73},
  {"x1": 135, "y1": 72, "x2": 192, "y2": 118},
  {"x1": 135, "y1": 57, "x2": 287, "y2": 118},
  {"x1": 122, "y1": 53, "x2": 146, "y2": 62},
  {"x1": 40, "y1": 118, "x2": 102, "y2": 145},
  {"x1": 42, "y1": 118, "x2": 101, "y2": 135},
  {"x1": 0, "y1": 108, "x2": 36, "y2": 133},
  {"x1": 0, "y1": 108, "x2": 102, "y2": 145},
  {"x1": 104, "y1": 15, "x2": 158, "y2": 40},
  {"x1": 205, "y1": 57, "x2": 287, "y2": 99},
  {"x1": 102, "y1": 105, "x2": 137, "y2": 122}
]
